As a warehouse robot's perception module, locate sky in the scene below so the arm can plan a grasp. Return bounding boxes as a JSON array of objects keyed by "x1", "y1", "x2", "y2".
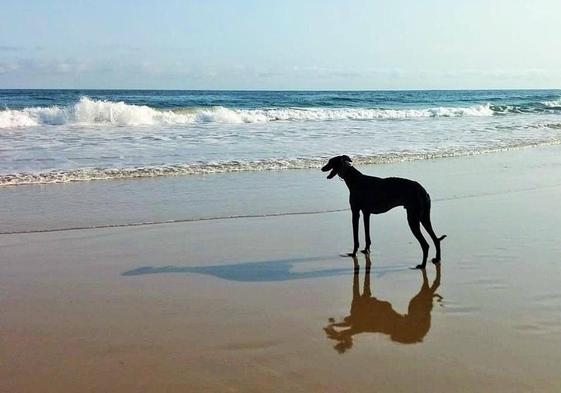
[{"x1": 1, "y1": 0, "x2": 561, "y2": 90}]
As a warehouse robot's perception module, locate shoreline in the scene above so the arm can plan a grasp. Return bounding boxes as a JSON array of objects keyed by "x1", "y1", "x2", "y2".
[
  {"x1": 3, "y1": 143, "x2": 561, "y2": 234},
  {"x1": 3, "y1": 140, "x2": 560, "y2": 187}
]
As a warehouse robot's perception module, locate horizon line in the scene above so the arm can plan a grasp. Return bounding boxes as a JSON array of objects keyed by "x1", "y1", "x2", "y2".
[{"x1": 1, "y1": 87, "x2": 560, "y2": 92}]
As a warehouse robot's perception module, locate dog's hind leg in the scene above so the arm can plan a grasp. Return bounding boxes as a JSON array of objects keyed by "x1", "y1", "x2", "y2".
[
  {"x1": 361, "y1": 211, "x2": 371, "y2": 254},
  {"x1": 419, "y1": 193, "x2": 446, "y2": 264},
  {"x1": 421, "y1": 214, "x2": 446, "y2": 263},
  {"x1": 407, "y1": 210, "x2": 429, "y2": 269}
]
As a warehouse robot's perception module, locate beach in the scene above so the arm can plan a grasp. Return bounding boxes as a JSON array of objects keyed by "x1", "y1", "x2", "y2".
[
  {"x1": 3, "y1": 0, "x2": 561, "y2": 388},
  {"x1": 2, "y1": 144, "x2": 561, "y2": 392}
]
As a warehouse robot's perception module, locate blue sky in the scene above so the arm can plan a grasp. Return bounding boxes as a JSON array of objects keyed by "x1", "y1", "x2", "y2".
[{"x1": 1, "y1": 0, "x2": 560, "y2": 89}]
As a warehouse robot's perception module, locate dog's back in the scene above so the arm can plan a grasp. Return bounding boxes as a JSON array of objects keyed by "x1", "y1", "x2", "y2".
[{"x1": 352, "y1": 176, "x2": 429, "y2": 214}]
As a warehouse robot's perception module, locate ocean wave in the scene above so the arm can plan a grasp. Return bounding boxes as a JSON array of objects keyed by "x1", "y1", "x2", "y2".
[
  {"x1": 0, "y1": 97, "x2": 195, "y2": 128},
  {"x1": 3, "y1": 141, "x2": 560, "y2": 186},
  {"x1": 3, "y1": 96, "x2": 561, "y2": 130},
  {"x1": 0, "y1": 97, "x2": 501, "y2": 129},
  {"x1": 234, "y1": 104, "x2": 495, "y2": 121},
  {"x1": 542, "y1": 98, "x2": 561, "y2": 109}
]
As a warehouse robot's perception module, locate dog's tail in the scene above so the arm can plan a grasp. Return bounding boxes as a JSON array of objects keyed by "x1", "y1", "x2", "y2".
[{"x1": 438, "y1": 235, "x2": 447, "y2": 241}]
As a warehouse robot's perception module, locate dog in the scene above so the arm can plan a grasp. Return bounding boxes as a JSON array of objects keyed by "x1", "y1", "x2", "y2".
[{"x1": 321, "y1": 155, "x2": 446, "y2": 269}]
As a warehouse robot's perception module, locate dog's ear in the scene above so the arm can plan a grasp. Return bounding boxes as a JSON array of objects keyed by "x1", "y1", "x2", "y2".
[{"x1": 342, "y1": 155, "x2": 352, "y2": 163}]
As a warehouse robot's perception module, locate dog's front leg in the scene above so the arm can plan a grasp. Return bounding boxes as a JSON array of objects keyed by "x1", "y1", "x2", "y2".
[
  {"x1": 361, "y1": 212, "x2": 371, "y2": 254},
  {"x1": 347, "y1": 209, "x2": 360, "y2": 257}
]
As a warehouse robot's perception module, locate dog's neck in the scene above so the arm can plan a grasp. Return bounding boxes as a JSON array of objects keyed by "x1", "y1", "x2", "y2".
[{"x1": 339, "y1": 165, "x2": 363, "y2": 189}]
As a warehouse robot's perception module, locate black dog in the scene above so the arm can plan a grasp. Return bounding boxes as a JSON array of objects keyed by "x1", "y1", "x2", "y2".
[{"x1": 322, "y1": 155, "x2": 446, "y2": 269}]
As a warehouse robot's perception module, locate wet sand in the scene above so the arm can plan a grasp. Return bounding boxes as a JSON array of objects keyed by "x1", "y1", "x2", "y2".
[{"x1": 2, "y1": 146, "x2": 561, "y2": 392}]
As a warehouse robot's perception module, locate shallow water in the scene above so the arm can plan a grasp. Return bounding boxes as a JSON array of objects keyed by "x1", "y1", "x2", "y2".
[{"x1": 1, "y1": 89, "x2": 561, "y2": 185}]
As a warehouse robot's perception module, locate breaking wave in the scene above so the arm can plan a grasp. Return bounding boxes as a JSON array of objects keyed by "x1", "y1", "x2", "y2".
[
  {"x1": 0, "y1": 97, "x2": 505, "y2": 129},
  {"x1": 543, "y1": 98, "x2": 561, "y2": 109},
  {"x1": 3, "y1": 95, "x2": 560, "y2": 129}
]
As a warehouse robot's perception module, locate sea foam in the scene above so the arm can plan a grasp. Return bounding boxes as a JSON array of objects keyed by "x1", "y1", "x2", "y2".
[
  {"x1": 543, "y1": 98, "x2": 561, "y2": 109},
  {"x1": 0, "y1": 97, "x2": 194, "y2": 128},
  {"x1": 0, "y1": 97, "x2": 496, "y2": 129},
  {"x1": 2, "y1": 140, "x2": 560, "y2": 186}
]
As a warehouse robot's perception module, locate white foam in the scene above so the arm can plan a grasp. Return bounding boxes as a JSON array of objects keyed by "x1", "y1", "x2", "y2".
[
  {"x1": 543, "y1": 98, "x2": 561, "y2": 108},
  {"x1": 247, "y1": 104, "x2": 494, "y2": 121},
  {"x1": 0, "y1": 109, "x2": 40, "y2": 128},
  {"x1": 2, "y1": 140, "x2": 560, "y2": 186},
  {"x1": 0, "y1": 97, "x2": 195, "y2": 128},
  {"x1": 0, "y1": 97, "x2": 496, "y2": 129}
]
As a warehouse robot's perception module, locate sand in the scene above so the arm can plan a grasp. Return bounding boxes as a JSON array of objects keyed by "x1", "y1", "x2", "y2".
[{"x1": 2, "y1": 146, "x2": 561, "y2": 392}]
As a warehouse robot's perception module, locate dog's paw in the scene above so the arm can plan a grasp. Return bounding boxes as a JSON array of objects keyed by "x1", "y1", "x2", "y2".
[
  {"x1": 360, "y1": 248, "x2": 370, "y2": 255},
  {"x1": 411, "y1": 264, "x2": 426, "y2": 270},
  {"x1": 431, "y1": 257, "x2": 441, "y2": 264}
]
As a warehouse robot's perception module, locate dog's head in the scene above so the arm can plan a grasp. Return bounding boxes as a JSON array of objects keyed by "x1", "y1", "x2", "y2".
[{"x1": 321, "y1": 155, "x2": 352, "y2": 179}]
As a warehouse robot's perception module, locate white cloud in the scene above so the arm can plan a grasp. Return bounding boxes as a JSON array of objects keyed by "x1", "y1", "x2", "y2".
[
  {"x1": 0, "y1": 45, "x2": 23, "y2": 52},
  {"x1": 1, "y1": 56, "x2": 560, "y2": 89}
]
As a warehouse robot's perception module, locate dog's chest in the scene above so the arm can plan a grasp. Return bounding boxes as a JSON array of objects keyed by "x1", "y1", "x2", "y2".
[{"x1": 349, "y1": 190, "x2": 398, "y2": 214}]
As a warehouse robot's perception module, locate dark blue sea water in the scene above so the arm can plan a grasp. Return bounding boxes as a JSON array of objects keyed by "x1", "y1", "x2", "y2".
[
  {"x1": 2, "y1": 89, "x2": 561, "y2": 111},
  {"x1": 1, "y1": 89, "x2": 561, "y2": 185}
]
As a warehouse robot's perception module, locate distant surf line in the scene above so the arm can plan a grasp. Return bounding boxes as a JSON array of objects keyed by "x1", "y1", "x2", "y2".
[{"x1": 2, "y1": 95, "x2": 560, "y2": 129}]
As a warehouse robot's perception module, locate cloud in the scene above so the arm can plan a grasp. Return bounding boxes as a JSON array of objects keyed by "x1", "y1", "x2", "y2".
[
  {"x1": 0, "y1": 61, "x2": 19, "y2": 74},
  {"x1": 0, "y1": 45, "x2": 23, "y2": 52},
  {"x1": 95, "y1": 44, "x2": 142, "y2": 53},
  {"x1": 442, "y1": 68, "x2": 548, "y2": 78},
  {"x1": 1, "y1": 55, "x2": 560, "y2": 89},
  {"x1": 4, "y1": 58, "x2": 93, "y2": 75},
  {"x1": 0, "y1": 45, "x2": 45, "y2": 52}
]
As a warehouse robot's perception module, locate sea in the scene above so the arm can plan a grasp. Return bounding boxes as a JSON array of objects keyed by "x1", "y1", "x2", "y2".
[{"x1": 1, "y1": 89, "x2": 561, "y2": 186}]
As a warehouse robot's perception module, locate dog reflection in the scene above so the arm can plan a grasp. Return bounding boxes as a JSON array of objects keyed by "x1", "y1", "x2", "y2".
[{"x1": 324, "y1": 255, "x2": 442, "y2": 352}]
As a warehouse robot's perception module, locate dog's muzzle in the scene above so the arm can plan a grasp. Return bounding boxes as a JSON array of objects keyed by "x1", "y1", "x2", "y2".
[{"x1": 321, "y1": 164, "x2": 337, "y2": 179}]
